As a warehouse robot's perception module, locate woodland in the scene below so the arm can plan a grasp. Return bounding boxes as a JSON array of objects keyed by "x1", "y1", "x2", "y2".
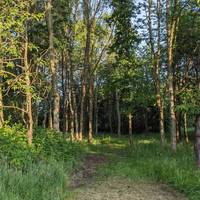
[{"x1": 0, "y1": 0, "x2": 200, "y2": 199}]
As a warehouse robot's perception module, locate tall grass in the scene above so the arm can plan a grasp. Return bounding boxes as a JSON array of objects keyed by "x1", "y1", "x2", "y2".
[
  {"x1": 0, "y1": 125, "x2": 85, "y2": 200},
  {"x1": 0, "y1": 159, "x2": 71, "y2": 200}
]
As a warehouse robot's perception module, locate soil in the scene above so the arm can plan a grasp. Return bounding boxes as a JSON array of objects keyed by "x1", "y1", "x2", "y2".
[{"x1": 69, "y1": 154, "x2": 187, "y2": 200}]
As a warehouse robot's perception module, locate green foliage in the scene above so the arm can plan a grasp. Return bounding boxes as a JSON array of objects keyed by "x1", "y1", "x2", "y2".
[
  {"x1": 0, "y1": 125, "x2": 86, "y2": 199},
  {"x1": 0, "y1": 125, "x2": 85, "y2": 168}
]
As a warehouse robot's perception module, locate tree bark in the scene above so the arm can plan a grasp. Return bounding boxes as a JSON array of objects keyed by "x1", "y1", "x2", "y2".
[
  {"x1": 88, "y1": 77, "x2": 94, "y2": 143},
  {"x1": 0, "y1": 66, "x2": 3, "y2": 127},
  {"x1": 0, "y1": 36, "x2": 4, "y2": 127},
  {"x1": 47, "y1": 0, "x2": 60, "y2": 131},
  {"x1": 94, "y1": 87, "x2": 98, "y2": 135},
  {"x1": 128, "y1": 113, "x2": 133, "y2": 145},
  {"x1": 183, "y1": 113, "x2": 189, "y2": 143},
  {"x1": 108, "y1": 94, "x2": 113, "y2": 133},
  {"x1": 79, "y1": 78, "x2": 86, "y2": 141},
  {"x1": 166, "y1": 0, "x2": 179, "y2": 151},
  {"x1": 24, "y1": 29, "x2": 33, "y2": 145},
  {"x1": 116, "y1": 89, "x2": 121, "y2": 136},
  {"x1": 148, "y1": 0, "x2": 165, "y2": 143},
  {"x1": 195, "y1": 115, "x2": 200, "y2": 168},
  {"x1": 69, "y1": 89, "x2": 75, "y2": 141}
]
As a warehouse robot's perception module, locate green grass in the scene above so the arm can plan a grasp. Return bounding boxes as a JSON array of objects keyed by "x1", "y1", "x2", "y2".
[
  {"x1": 0, "y1": 125, "x2": 86, "y2": 200},
  {"x1": 0, "y1": 159, "x2": 70, "y2": 200},
  {"x1": 0, "y1": 126, "x2": 200, "y2": 200},
  {"x1": 91, "y1": 134, "x2": 200, "y2": 200}
]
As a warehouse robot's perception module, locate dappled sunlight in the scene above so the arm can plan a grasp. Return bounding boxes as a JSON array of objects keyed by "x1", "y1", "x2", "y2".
[{"x1": 137, "y1": 139, "x2": 157, "y2": 145}]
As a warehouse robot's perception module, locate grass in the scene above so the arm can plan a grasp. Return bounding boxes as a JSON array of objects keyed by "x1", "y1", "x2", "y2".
[
  {"x1": 0, "y1": 125, "x2": 200, "y2": 200},
  {"x1": 0, "y1": 159, "x2": 70, "y2": 200},
  {"x1": 91, "y1": 134, "x2": 200, "y2": 200},
  {"x1": 0, "y1": 125, "x2": 86, "y2": 200}
]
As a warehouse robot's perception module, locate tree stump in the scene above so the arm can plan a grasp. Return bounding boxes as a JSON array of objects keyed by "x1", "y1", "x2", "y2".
[{"x1": 195, "y1": 115, "x2": 200, "y2": 168}]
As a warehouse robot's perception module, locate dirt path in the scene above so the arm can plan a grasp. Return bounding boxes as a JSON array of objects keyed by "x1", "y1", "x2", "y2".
[{"x1": 70, "y1": 154, "x2": 187, "y2": 200}]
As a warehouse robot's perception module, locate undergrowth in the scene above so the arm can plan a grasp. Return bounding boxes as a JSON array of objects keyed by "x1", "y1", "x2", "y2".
[{"x1": 0, "y1": 124, "x2": 85, "y2": 200}]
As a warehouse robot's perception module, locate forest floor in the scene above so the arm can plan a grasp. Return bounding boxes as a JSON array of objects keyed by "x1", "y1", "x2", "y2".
[{"x1": 68, "y1": 137, "x2": 188, "y2": 200}]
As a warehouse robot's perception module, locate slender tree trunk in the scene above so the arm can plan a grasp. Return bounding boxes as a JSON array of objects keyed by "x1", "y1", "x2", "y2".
[
  {"x1": 166, "y1": 0, "x2": 179, "y2": 151},
  {"x1": 158, "y1": 98, "x2": 165, "y2": 143},
  {"x1": 49, "y1": 102, "x2": 53, "y2": 129},
  {"x1": 148, "y1": 0, "x2": 165, "y2": 143},
  {"x1": 0, "y1": 69, "x2": 3, "y2": 127},
  {"x1": 116, "y1": 89, "x2": 121, "y2": 136},
  {"x1": 73, "y1": 94, "x2": 79, "y2": 140},
  {"x1": 65, "y1": 100, "x2": 69, "y2": 132},
  {"x1": 24, "y1": 30, "x2": 33, "y2": 145},
  {"x1": 43, "y1": 111, "x2": 47, "y2": 128},
  {"x1": 195, "y1": 115, "x2": 200, "y2": 168},
  {"x1": 94, "y1": 87, "x2": 98, "y2": 135},
  {"x1": 47, "y1": 0, "x2": 60, "y2": 131},
  {"x1": 108, "y1": 94, "x2": 113, "y2": 133},
  {"x1": 69, "y1": 88, "x2": 75, "y2": 141},
  {"x1": 88, "y1": 77, "x2": 93, "y2": 143},
  {"x1": 79, "y1": 78, "x2": 86, "y2": 141},
  {"x1": 128, "y1": 113, "x2": 133, "y2": 145},
  {"x1": 184, "y1": 113, "x2": 189, "y2": 143},
  {"x1": 0, "y1": 36, "x2": 4, "y2": 127}
]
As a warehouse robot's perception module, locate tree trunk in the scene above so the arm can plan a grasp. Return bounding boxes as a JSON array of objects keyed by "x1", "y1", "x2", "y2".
[
  {"x1": 184, "y1": 113, "x2": 189, "y2": 143},
  {"x1": 0, "y1": 69, "x2": 3, "y2": 127},
  {"x1": 47, "y1": 0, "x2": 60, "y2": 131},
  {"x1": 158, "y1": 98, "x2": 165, "y2": 143},
  {"x1": 116, "y1": 89, "x2": 121, "y2": 136},
  {"x1": 69, "y1": 88, "x2": 75, "y2": 141},
  {"x1": 94, "y1": 87, "x2": 98, "y2": 135},
  {"x1": 128, "y1": 113, "x2": 133, "y2": 145},
  {"x1": 88, "y1": 77, "x2": 93, "y2": 143},
  {"x1": 43, "y1": 111, "x2": 47, "y2": 128},
  {"x1": 24, "y1": 30, "x2": 33, "y2": 145},
  {"x1": 195, "y1": 115, "x2": 200, "y2": 168},
  {"x1": 79, "y1": 78, "x2": 86, "y2": 141},
  {"x1": 148, "y1": 0, "x2": 165, "y2": 144},
  {"x1": 48, "y1": 103, "x2": 53, "y2": 129},
  {"x1": 0, "y1": 36, "x2": 4, "y2": 127},
  {"x1": 108, "y1": 94, "x2": 113, "y2": 133},
  {"x1": 65, "y1": 100, "x2": 69, "y2": 132},
  {"x1": 166, "y1": 0, "x2": 179, "y2": 151}
]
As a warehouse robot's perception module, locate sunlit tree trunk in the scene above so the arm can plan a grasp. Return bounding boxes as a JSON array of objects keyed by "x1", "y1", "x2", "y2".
[
  {"x1": 69, "y1": 89, "x2": 75, "y2": 141},
  {"x1": 128, "y1": 113, "x2": 133, "y2": 145},
  {"x1": 166, "y1": 0, "x2": 180, "y2": 151},
  {"x1": 24, "y1": 29, "x2": 33, "y2": 145},
  {"x1": 82, "y1": 0, "x2": 93, "y2": 143},
  {"x1": 88, "y1": 77, "x2": 94, "y2": 143},
  {"x1": 0, "y1": 63, "x2": 3, "y2": 127},
  {"x1": 47, "y1": 0, "x2": 60, "y2": 131},
  {"x1": 148, "y1": 0, "x2": 165, "y2": 143},
  {"x1": 0, "y1": 36, "x2": 4, "y2": 127}
]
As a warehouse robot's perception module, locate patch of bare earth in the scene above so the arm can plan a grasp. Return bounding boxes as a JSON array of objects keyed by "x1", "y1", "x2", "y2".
[
  {"x1": 70, "y1": 154, "x2": 107, "y2": 188},
  {"x1": 70, "y1": 155, "x2": 187, "y2": 200}
]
